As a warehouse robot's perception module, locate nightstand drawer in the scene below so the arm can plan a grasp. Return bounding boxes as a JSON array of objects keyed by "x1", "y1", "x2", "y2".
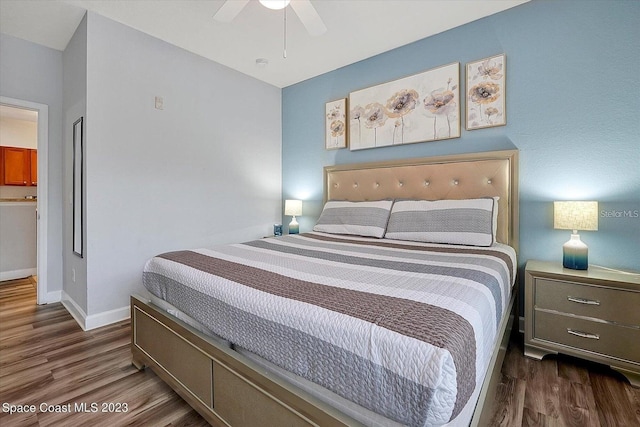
[
  {"x1": 535, "y1": 278, "x2": 640, "y2": 326},
  {"x1": 534, "y1": 310, "x2": 640, "y2": 363}
]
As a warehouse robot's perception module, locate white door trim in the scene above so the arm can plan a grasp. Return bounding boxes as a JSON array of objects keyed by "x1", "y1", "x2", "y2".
[{"x1": 1, "y1": 96, "x2": 49, "y2": 305}]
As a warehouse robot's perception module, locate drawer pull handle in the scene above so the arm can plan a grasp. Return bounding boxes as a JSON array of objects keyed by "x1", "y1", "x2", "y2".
[
  {"x1": 567, "y1": 296, "x2": 600, "y2": 306},
  {"x1": 567, "y1": 329, "x2": 600, "y2": 340}
]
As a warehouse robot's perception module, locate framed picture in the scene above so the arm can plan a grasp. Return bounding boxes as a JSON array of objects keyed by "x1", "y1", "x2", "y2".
[
  {"x1": 72, "y1": 117, "x2": 83, "y2": 258},
  {"x1": 325, "y1": 98, "x2": 347, "y2": 150},
  {"x1": 348, "y1": 62, "x2": 460, "y2": 151},
  {"x1": 466, "y1": 54, "x2": 506, "y2": 130}
]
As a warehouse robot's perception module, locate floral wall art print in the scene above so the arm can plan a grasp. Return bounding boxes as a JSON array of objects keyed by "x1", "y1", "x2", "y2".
[
  {"x1": 348, "y1": 62, "x2": 460, "y2": 151},
  {"x1": 325, "y1": 98, "x2": 347, "y2": 149},
  {"x1": 466, "y1": 54, "x2": 506, "y2": 130}
]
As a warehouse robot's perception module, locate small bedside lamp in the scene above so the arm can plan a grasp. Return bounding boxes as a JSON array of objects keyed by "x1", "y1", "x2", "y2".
[
  {"x1": 554, "y1": 201, "x2": 598, "y2": 270},
  {"x1": 284, "y1": 199, "x2": 302, "y2": 234}
]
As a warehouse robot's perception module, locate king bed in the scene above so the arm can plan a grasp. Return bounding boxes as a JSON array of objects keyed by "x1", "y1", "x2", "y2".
[{"x1": 131, "y1": 149, "x2": 519, "y2": 426}]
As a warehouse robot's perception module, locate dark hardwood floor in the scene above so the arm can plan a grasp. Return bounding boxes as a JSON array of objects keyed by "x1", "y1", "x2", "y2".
[
  {"x1": 491, "y1": 329, "x2": 640, "y2": 427},
  {"x1": 1, "y1": 277, "x2": 639, "y2": 426},
  {"x1": 0, "y1": 277, "x2": 208, "y2": 426}
]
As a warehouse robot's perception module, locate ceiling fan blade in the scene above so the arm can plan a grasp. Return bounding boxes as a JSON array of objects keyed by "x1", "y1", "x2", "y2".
[
  {"x1": 290, "y1": 0, "x2": 327, "y2": 36},
  {"x1": 213, "y1": 0, "x2": 250, "y2": 22}
]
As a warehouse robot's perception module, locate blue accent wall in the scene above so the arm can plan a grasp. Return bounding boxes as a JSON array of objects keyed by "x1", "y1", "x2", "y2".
[{"x1": 282, "y1": 0, "x2": 640, "y2": 279}]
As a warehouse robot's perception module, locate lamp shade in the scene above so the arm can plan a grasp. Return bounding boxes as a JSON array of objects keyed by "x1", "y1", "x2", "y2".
[
  {"x1": 554, "y1": 201, "x2": 598, "y2": 231},
  {"x1": 284, "y1": 199, "x2": 302, "y2": 216}
]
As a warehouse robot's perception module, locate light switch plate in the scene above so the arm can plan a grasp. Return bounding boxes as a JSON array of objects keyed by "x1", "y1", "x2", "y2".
[{"x1": 155, "y1": 96, "x2": 164, "y2": 110}]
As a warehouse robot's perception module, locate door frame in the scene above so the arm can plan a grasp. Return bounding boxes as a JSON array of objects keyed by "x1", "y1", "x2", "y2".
[{"x1": 1, "y1": 96, "x2": 49, "y2": 304}]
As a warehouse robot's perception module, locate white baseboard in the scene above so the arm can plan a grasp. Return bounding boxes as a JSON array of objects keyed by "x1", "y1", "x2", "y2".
[
  {"x1": 85, "y1": 305, "x2": 130, "y2": 330},
  {"x1": 40, "y1": 290, "x2": 61, "y2": 304},
  {"x1": 0, "y1": 268, "x2": 37, "y2": 282},
  {"x1": 61, "y1": 291, "x2": 88, "y2": 331},
  {"x1": 61, "y1": 291, "x2": 130, "y2": 331},
  {"x1": 519, "y1": 316, "x2": 524, "y2": 333}
]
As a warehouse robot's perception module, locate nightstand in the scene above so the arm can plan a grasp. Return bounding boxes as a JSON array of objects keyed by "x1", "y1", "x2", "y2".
[{"x1": 524, "y1": 260, "x2": 640, "y2": 387}]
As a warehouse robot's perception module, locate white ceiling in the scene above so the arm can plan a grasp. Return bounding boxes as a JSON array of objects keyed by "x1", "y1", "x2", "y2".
[{"x1": 0, "y1": 0, "x2": 528, "y2": 88}]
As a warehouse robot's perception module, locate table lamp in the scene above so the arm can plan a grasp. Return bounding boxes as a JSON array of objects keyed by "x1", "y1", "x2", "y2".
[
  {"x1": 553, "y1": 201, "x2": 598, "y2": 270},
  {"x1": 284, "y1": 199, "x2": 302, "y2": 234}
]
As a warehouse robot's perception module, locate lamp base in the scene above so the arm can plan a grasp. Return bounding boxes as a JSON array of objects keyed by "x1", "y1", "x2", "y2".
[
  {"x1": 562, "y1": 233, "x2": 588, "y2": 270},
  {"x1": 289, "y1": 216, "x2": 299, "y2": 234}
]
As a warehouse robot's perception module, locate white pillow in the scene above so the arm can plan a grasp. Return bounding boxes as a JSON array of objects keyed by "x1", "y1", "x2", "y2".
[
  {"x1": 313, "y1": 200, "x2": 393, "y2": 238},
  {"x1": 384, "y1": 198, "x2": 498, "y2": 246}
]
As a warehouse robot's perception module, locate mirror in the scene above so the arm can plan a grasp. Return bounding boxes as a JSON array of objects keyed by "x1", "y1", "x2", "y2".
[{"x1": 73, "y1": 117, "x2": 83, "y2": 257}]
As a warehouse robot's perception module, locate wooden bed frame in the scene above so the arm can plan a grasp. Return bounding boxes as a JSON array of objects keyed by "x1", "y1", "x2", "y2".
[{"x1": 131, "y1": 149, "x2": 519, "y2": 426}]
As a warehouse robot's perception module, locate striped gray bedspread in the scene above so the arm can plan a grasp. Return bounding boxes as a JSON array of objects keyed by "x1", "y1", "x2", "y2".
[{"x1": 143, "y1": 232, "x2": 516, "y2": 426}]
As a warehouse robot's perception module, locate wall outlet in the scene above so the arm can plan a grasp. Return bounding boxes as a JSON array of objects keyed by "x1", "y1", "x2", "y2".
[{"x1": 72, "y1": 268, "x2": 76, "y2": 282}]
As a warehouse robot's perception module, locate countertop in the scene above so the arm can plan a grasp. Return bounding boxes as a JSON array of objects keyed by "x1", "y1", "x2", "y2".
[{"x1": 0, "y1": 198, "x2": 37, "y2": 205}]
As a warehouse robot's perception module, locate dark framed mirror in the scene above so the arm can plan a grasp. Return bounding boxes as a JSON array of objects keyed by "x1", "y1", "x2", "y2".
[{"x1": 73, "y1": 117, "x2": 83, "y2": 257}]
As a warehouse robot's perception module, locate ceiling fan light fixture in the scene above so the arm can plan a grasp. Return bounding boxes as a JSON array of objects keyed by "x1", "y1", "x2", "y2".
[
  {"x1": 259, "y1": 0, "x2": 290, "y2": 10},
  {"x1": 214, "y1": 0, "x2": 326, "y2": 38}
]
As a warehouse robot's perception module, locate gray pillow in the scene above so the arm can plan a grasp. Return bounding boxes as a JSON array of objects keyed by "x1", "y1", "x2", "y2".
[
  {"x1": 385, "y1": 198, "x2": 497, "y2": 246},
  {"x1": 313, "y1": 200, "x2": 393, "y2": 238}
]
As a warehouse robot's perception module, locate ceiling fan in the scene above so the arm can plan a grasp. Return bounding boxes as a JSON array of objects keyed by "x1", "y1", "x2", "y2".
[{"x1": 213, "y1": 0, "x2": 327, "y2": 36}]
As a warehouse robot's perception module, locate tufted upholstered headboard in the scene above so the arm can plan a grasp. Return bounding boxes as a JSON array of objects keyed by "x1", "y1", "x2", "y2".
[{"x1": 324, "y1": 149, "x2": 519, "y2": 252}]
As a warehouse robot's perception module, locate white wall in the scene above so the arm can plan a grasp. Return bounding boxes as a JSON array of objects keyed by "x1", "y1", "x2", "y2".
[
  {"x1": 0, "y1": 203, "x2": 37, "y2": 280},
  {"x1": 0, "y1": 112, "x2": 38, "y2": 276},
  {"x1": 82, "y1": 13, "x2": 282, "y2": 320},
  {"x1": 0, "y1": 116, "x2": 37, "y2": 148},
  {"x1": 0, "y1": 185, "x2": 37, "y2": 199},
  {"x1": 0, "y1": 33, "x2": 64, "y2": 298},
  {"x1": 62, "y1": 15, "x2": 88, "y2": 313}
]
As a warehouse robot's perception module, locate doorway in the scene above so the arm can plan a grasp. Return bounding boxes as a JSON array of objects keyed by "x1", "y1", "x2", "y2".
[{"x1": 0, "y1": 96, "x2": 49, "y2": 305}]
